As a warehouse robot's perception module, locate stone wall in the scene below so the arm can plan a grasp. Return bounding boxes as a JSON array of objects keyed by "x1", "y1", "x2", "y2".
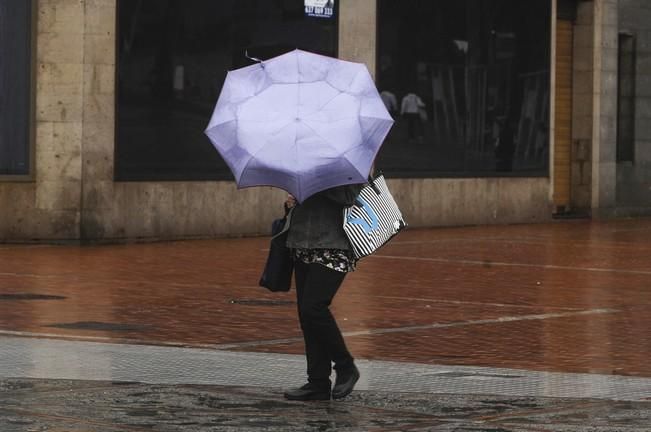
[
  {"x1": 56, "y1": 0, "x2": 289, "y2": 241},
  {"x1": 0, "y1": 0, "x2": 553, "y2": 242},
  {"x1": 0, "y1": 0, "x2": 84, "y2": 241}
]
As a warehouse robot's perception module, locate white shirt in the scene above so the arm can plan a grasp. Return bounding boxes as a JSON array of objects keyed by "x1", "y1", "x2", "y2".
[{"x1": 401, "y1": 93, "x2": 425, "y2": 115}]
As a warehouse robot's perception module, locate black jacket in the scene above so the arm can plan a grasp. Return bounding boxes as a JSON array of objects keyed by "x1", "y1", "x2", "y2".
[{"x1": 286, "y1": 184, "x2": 363, "y2": 250}]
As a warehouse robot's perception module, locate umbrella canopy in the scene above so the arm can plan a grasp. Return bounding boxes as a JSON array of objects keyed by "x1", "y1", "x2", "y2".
[{"x1": 205, "y1": 49, "x2": 394, "y2": 202}]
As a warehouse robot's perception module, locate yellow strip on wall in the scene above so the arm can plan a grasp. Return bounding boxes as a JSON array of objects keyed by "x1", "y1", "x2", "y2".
[{"x1": 554, "y1": 19, "x2": 573, "y2": 208}]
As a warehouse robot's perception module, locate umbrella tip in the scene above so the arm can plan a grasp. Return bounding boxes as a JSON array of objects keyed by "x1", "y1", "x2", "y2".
[{"x1": 245, "y1": 50, "x2": 265, "y2": 69}]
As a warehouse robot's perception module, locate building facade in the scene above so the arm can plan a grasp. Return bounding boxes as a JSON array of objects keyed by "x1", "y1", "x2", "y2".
[{"x1": 0, "y1": 0, "x2": 649, "y2": 242}]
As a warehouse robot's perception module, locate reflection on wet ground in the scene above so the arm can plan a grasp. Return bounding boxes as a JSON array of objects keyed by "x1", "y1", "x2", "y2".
[
  {"x1": 1, "y1": 218, "x2": 651, "y2": 430},
  {"x1": 1, "y1": 378, "x2": 650, "y2": 431}
]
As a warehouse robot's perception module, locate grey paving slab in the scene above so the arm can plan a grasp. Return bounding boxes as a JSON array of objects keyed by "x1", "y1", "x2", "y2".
[
  {"x1": 1, "y1": 336, "x2": 650, "y2": 402},
  {"x1": 1, "y1": 336, "x2": 651, "y2": 430}
]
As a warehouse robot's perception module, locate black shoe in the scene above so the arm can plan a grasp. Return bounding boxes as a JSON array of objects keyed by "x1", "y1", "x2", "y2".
[
  {"x1": 332, "y1": 365, "x2": 360, "y2": 399},
  {"x1": 283, "y1": 383, "x2": 331, "y2": 401}
]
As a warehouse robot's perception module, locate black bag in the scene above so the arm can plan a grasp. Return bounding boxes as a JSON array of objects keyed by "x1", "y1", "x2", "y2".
[{"x1": 259, "y1": 209, "x2": 294, "y2": 292}]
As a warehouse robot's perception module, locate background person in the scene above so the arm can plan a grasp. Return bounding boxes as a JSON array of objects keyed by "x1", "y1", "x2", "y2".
[
  {"x1": 401, "y1": 91, "x2": 425, "y2": 141},
  {"x1": 380, "y1": 90, "x2": 398, "y2": 116}
]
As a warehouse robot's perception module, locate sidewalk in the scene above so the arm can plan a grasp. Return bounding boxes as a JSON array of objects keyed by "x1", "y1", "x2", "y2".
[
  {"x1": 1, "y1": 219, "x2": 651, "y2": 430},
  {"x1": 2, "y1": 376, "x2": 649, "y2": 431}
]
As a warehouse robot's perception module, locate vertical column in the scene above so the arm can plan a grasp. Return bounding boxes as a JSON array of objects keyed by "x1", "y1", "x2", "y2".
[
  {"x1": 338, "y1": 0, "x2": 376, "y2": 77},
  {"x1": 80, "y1": 0, "x2": 118, "y2": 240},
  {"x1": 591, "y1": 0, "x2": 618, "y2": 216},
  {"x1": 571, "y1": 1, "x2": 595, "y2": 212},
  {"x1": 34, "y1": 0, "x2": 86, "y2": 237},
  {"x1": 337, "y1": 0, "x2": 377, "y2": 356},
  {"x1": 549, "y1": 0, "x2": 557, "y2": 205}
]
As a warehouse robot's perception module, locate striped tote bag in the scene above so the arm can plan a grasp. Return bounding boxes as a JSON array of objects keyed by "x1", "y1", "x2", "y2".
[{"x1": 343, "y1": 174, "x2": 407, "y2": 259}]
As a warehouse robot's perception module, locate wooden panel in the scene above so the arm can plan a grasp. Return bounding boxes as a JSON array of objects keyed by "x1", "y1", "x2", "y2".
[{"x1": 554, "y1": 20, "x2": 573, "y2": 208}]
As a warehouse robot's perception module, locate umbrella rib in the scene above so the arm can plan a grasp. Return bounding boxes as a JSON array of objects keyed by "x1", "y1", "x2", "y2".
[
  {"x1": 238, "y1": 144, "x2": 273, "y2": 190},
  {"x1": 239, "y1": 125, "x2": 289, "y2": 176},
  {"x1": 358, "y1": 112, "x2": 395, "y2": 121},
  {"x1": 302, "y1": 87, "x2": 345, "y2": 119},
  {"x1": 296, "y1": 53, "x2": 301, "y2": 123},
  {"x1": 294, "y1": 129, "x2": 301, "y2": 201},
  {"x1": 326, "y1": 67, "x2": 365, "y2": 94},
  {"x1": 298, "y1": 121, "x2": 345, "y2": 156},
  {"x1": 340, "y1": 153, "x2": 367, "y2": 180},
  {"x1": 238, "y1": 122, "x2": 301, "y2": 196},
  {"x1": 303, "y1": 77, "x2": 373, "y2": 118},
  {"x1": 342, "y1": 141, "x2": 376, "y2": 177}
]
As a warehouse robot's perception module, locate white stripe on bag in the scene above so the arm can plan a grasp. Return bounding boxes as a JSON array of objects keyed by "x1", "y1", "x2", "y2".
[{"x1": 343, "y1": 175, "x2": 406, "y2": 259}]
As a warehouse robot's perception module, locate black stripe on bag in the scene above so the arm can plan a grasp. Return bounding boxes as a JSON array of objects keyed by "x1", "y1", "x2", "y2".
[{"x1": 343, "y1": 175, "x2": 406, "y2": 259}]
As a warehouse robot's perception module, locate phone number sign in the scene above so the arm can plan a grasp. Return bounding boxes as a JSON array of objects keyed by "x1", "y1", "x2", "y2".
[{"x1": 305, "y1": 0, "x2": 334, "y2": 18}]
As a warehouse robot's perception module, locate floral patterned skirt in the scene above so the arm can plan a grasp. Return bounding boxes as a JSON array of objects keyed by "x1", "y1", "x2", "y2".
[{"x1": 293, "y1": 248, "x2": 357, "y2": 273}]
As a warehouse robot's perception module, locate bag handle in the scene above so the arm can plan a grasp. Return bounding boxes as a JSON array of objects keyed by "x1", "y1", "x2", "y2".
[
  {"x1": 367, "y1": 172, "x2": 382, "y2": 195},
  {"x1": 272, "y1": 206, "x2": 294, "y2": 240}
]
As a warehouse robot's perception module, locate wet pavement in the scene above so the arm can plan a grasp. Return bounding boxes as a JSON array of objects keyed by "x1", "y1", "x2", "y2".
[
  {"x1": 1, "y1": 219, "x2": 651, "y2": 430},
  {"x1": 2, "y1": 378, "x2": 650, "y2": 431}
]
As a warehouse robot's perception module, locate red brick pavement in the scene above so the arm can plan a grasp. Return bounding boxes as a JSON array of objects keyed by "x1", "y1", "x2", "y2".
[{"x1": 1, "y1": 219, "x2": 650, "y2": 377}]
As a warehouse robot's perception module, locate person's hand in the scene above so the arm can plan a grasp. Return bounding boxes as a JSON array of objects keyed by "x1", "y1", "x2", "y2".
[{"x1": 285, "y1": 194, "x2": 297, "y2": 209}]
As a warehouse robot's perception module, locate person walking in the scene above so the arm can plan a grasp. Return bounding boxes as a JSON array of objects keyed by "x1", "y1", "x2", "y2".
[
  {"x1": 282, "y1": 184, "x2": 363, "y2": 401},
  {"x1": 401, "y1": 91, "x2": 426, "y2": 141},
  {"x1": 380, "y1": 90, "x2": 398, "y2": 116}
]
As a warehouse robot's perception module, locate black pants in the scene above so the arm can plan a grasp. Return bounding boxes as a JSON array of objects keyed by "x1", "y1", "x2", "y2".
[
  {"x1": 405, "y1": 113, "x2": 423, "y2": 139},
  {"x1": 294, "y1": 260, "x2": 354, "y2": 388}
]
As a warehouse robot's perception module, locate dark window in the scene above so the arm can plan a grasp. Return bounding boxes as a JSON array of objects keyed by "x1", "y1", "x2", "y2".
[
  {"x1": 377, "y1": 0, "x2": 551, "y2": 177},
  {"x1": 116, "y1": 0, "x2": 338, "y2": 181},
  {"x1": 0, "y1": 0, "x2": 33, "y2": 176},
  {"x1": 617, "y1": 33, "x2": 635, "y2": 163}
]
